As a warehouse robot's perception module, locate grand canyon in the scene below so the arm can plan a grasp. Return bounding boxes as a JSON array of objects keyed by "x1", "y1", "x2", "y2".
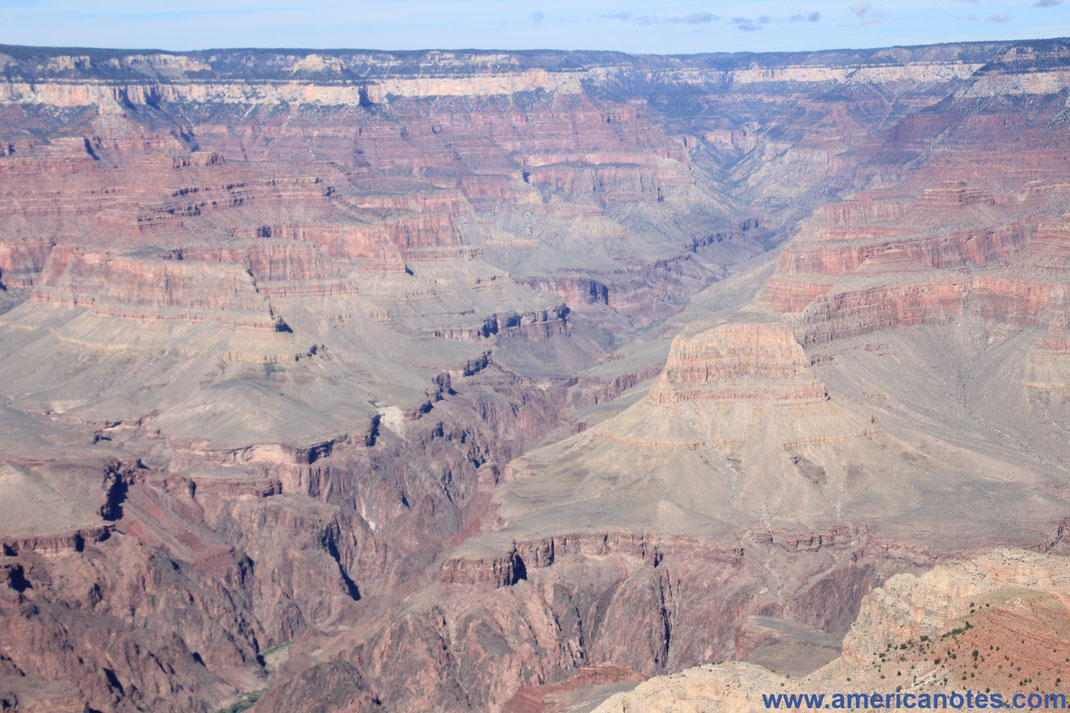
[{"x1": 1, "y1": 37, "x2": 1070, "y2": 712}]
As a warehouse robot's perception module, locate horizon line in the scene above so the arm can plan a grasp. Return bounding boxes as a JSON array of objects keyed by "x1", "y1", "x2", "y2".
[{"x1": 3, "y1": 34, "x2": 1070, "y2": 60}]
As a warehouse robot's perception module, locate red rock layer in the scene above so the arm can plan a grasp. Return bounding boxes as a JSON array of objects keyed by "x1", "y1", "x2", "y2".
[
  {"x1": 32, "y1": 246, "x2": 285, "y2": 329},
  {"x1": 798, "y1": 280, "x2": 967, "y2": 345},
  {"x1": 650, "y1": 323, "x2": 828, "y2": 403},
  {"x1": 174, "y1": 241, "x2": 340, "y2": 282},
  {"x1": 1, "y1": 525, "x2": 112, "y2": 557},
  {"x1": 501, "y1": 666, "x2": 648, "y2": 713},
  {"x1": 761, "y1": 146, "x2": 1070, "y2": 352},
  {"x1": 517, "y1": 276, "x2": 610, "y2": 306},
  {"x1": 776, "y1": 222, "x2": 1031, "y2": 276},
  {"x1": 969, "y1": 276, "x2": 1058, "y2": 326},
  {"x1": 760, "y1": 278, "x2": 835, "y2": 313},
  {"x1": 440, "y1": 551, "x2": 526, "y2": 588}
]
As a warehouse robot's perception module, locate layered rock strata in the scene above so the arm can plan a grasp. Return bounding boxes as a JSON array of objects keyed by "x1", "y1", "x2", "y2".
[{"x1": 2, "y1": 37, "x2": 1070, "y2": 713}]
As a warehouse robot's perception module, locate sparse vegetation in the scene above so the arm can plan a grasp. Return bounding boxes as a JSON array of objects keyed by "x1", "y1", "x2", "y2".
[{"x1": 217, "y1": 689, "x2": 264, "y2": 713}]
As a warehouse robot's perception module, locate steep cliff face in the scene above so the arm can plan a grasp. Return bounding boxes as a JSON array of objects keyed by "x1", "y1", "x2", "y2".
[
  {"x1": 0, "y1": 365, "x2": 567, "y2": 713},
  {"x1": 32, "y1": 246, "x2": 287, "y2": 329},
  {"x1": 651, "y1": 323, "x2": 828, "y2": 403},
  {"x1": 2, "y1": 37, "x2": 1070, "y2": 713},
  {"x1": 284, "y1": 527, "x2": 932, "y2": 713}
]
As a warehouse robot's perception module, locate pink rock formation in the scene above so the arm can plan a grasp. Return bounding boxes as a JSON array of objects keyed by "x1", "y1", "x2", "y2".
[
  {"x1": 32, "y1": 246, "x2": 286, "y2": 329},
  {"x1": 651, "y1": 323, "x2": 828, "y2": 402}
]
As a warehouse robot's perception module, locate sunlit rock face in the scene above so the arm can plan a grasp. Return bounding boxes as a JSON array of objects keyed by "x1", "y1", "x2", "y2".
[
  {"x1": 651, "y1": 323, "x2": 829, "y2": 403},
  {"x1": 1, "y1": 38, "x2": 1070, "y2": 713}
]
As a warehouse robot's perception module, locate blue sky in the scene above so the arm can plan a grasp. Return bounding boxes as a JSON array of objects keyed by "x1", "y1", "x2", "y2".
[{"x1": 0, "y1": 0, "x2": 1068, "y2": 54}]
